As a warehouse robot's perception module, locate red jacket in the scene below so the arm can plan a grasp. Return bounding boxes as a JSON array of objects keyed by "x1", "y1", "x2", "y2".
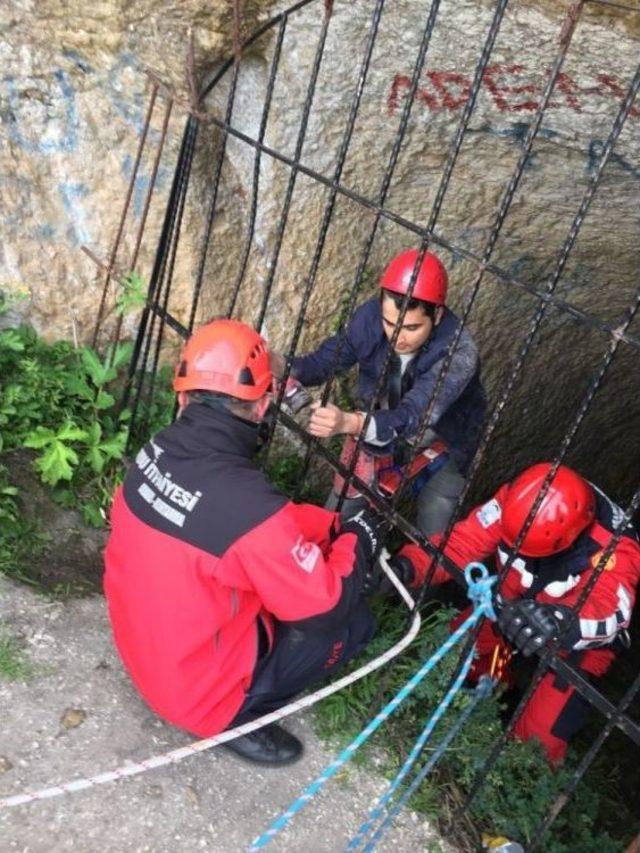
[
  {"x1": 104, "y1": 403, "x2": 369, "y2": 737},
  {"x1": 401, "y1": 483, "x2": 640, "y2": 654}
]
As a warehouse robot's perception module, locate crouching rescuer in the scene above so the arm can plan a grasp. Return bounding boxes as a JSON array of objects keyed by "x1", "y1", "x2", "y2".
[
  {"x1": 386, "y1": 463, "x2": 640, "y2": 764},
  {"x1": 104, "y1": 319, "x2": 385, "y2": 766}
]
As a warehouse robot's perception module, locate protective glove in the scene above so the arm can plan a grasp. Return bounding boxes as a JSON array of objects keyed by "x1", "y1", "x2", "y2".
[
  {"x1": 363, "y1": 553, "x2": 416, "y2": 596},
  {"x1": 496, "y1": 598, "x2": 580, "y2": 657},
  {"x1": 339, "y1": 508, "x2": 385, "y2": 564},
  {"x1": 282, "y1": 378, "x2": 312, "y2": 415}
]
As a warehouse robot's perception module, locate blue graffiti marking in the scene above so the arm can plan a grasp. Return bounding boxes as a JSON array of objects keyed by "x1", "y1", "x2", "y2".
[
  {"x1": 6, "y1": 69, "x2": 78, "y2": 154},
  {"x1": 587, "y1": 138, "x2": 640, "y2": 181},
  {"x1": 58, "y1": 182, "x2": 91, "y2": 245},
  {"x1": 121, "y1": 155, "x2": 170, "y2": 219},
  {"x1": 108, "y1": 52, "x2": 145, "y2": 133}
]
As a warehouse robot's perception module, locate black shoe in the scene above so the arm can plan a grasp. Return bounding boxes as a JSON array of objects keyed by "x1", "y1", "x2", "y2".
[{"x1": 222, "y1": 723, "x2": 303, "y2": 767}]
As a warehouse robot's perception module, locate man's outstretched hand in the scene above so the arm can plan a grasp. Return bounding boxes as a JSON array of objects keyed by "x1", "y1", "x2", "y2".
[{"x1": 308, "y1": 401, "x2": 363, "y2": 438}]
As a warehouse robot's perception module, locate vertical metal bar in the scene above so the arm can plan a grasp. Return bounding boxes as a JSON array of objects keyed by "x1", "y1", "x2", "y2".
[
  {"x1": 254, "y1": 1, "x2": 335, "y2": 331},
  {"x1": 92, "y1": 84, "x2": 158, "y2": 348},
  {"x1": 123, "y1": 116, "x2": 198, "y2": 442},
  {"x1": 453, "y1": 275, "x2": 640, "y2": 819},
  {"x1": 528, "y1": 653, "x2": 640, "y2": 846},
  {"x1": 227, "y1": 15, "x2": 288, "y2": 318},
  {"x1": 260, "y1": 0, "x2": 389, "y2": 464},
  {"x1": 188, "y1": 59, "x2": 242, "y2": 335},
  {"x1": 143, "y1": 123, "x2": 199, "y2": 421},
  {"x1": 110, "y1": 96, "x2": 174, "y2": 361},
  {"x1": 296, "y1": 0, "x2": 443, "y2": 487},
  {"x1": 415, "y1": 45, "x2": 640, "y2": 604}
]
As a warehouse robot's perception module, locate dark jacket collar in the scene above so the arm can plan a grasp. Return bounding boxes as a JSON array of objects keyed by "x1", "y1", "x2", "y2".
[{"x1": 176, "y1": 401, "x2": 260, "y2": 459}]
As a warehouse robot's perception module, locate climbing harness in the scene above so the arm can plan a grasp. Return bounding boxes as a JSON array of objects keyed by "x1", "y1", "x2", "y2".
[
  {"x1": 332, "y1": 435, "x2": 450, "y2": 500},
  {"x1": 249, "y1": 563, "x2": 496, "y2": 851},
  {"x1": 0, "y1": 553, "x2": 418, "y2": 809}
]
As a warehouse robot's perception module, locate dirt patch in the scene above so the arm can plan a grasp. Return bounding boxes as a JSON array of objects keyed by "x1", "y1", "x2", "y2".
[{"x1": 1, "y1": 450, "x2": 106, "y2": 594}]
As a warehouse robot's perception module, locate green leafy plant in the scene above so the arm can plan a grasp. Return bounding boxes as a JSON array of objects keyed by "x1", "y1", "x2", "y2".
[{"x1": 115, "y1": 271, "x2": 147, "y2": 316}]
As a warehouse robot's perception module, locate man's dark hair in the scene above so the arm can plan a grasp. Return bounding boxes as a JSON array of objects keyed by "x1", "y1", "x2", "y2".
[{"x1": 380, "y1": 289, "x2": 437, "y2": 320}]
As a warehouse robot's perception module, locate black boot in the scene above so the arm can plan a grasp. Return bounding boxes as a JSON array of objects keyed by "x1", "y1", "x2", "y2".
[{"x1": 222, "y1": 723, "x2": 303, "y2": 767}]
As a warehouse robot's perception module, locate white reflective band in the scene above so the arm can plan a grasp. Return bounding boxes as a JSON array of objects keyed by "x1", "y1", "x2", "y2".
[
  {"x1": 543, "y1": 575, "x2": 580, "y2": 598},
  {"x1": 497, "y1": 547, "x2": 531, "y2": 587},
  {"x1": 617, "y1": 584, "x2": 632, "y2": 622}
]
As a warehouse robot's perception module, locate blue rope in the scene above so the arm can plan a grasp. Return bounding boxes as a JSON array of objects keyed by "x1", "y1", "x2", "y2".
[
  {"x1": 346, "y1": 646, "x2": 476, "y2": 850},
  {"x1": 248, "y1": 563, "x2": 496, "y2": 852},
  {"x1": 358, "y1": 675, "x2": 495, "y2": 852}
]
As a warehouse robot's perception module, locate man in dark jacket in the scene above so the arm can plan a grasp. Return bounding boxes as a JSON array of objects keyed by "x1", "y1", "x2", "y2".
[
  {"x1": 278, "y1": 249, "x2": 485, "y2": 535},
  {"x1": 104, "y1": 319, "x2": 383, "y2": 766}
]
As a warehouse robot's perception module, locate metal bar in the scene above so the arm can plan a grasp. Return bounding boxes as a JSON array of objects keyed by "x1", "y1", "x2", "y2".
[
  {"x1": 276, "y1": 408, "x2": 640, "y2": 745},
  {"x1": 586, "y1": 0, "x2": 640, "y2": 11},
  {"x1": 418, "y1": 47, "x2": 640, "y2": 605},
  {"x1": 389, "y1": 0, "x2": 585, "y2": 556},
  {"x1": 260, "y1": 0, "x2": 389, "y2": 464},
  {"x1": 192, "y1": 108, "x2": 640, "y2": 355},
  {"x1": 121, "y1": 117, "x2": 197, "y2": 412},
  {"x1": 296, "y1": 0, "x2": 445, "y2": 489},
  {"x1": 92, "y1": 84, "x2": 158, "y2": 348},
  {"x1": 226, "y1": 14, "x2": 288, "y2": 318},
  {"x1": 143, "y1": 121, "x2": 199, "y2": 420},
  {"x1": 110, "y1": 96, "x2": 174, "y2": 362},
  {"x1": 81, "y1": 247, "x2": 189, "y2": 338},
  {"x1": 254, "y1": 0, "x2": 334, "y2": 332},
  {"x1": 528, "y1": 666, "x2": 640, "y2": 850},
  {"x1": 188, "y1": 60, "x2": 241, "y2": 336},
  {"x1": 124, "y1": 116, "x2": 198, "y2": 440}
]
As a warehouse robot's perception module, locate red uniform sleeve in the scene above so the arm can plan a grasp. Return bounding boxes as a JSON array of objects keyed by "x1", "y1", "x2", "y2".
[
  {"x1": 399, "y1": 485, "x2": 509, "y2": 587},
  {"x1": 556, "y1": 536, "x2": 640, "y2": 650},
  {"x1": 217, "y1": 501, "x2": 367, "y2": 626}
]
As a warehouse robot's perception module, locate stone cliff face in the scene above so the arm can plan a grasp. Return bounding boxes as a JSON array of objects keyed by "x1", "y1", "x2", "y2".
[{"x1": 2, "y1": 0, "x2": 639, "y2": 500}]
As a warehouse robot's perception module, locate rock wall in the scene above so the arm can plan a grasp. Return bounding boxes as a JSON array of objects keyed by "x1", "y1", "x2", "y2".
[{"x1": 2, "y1": 0, "x2": 640, "y2": 502}]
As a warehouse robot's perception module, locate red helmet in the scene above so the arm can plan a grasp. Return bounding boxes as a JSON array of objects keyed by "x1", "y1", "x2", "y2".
[
  {"x1": 173, "y1": 319, "x2": 272, "y2": 401},
  {"x1": 501, "y1": 463, "x2": 596, "y2": 558},
  {"x1": 380, "y1": 249, "x2": 448, "y2": 305}
]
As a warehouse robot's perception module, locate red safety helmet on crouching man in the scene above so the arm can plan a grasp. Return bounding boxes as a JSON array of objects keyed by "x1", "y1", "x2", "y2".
[
  {"x1": 173, "y1": 319, "x2": 273, "y2": 401},
  {"x1": 501, "y1": 463, "x2": 596, "y2": 557}
]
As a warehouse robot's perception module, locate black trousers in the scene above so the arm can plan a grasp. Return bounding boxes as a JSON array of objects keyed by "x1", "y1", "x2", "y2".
[{"x1": 231, "y1": 600, "x2": 376, "y2": 725}]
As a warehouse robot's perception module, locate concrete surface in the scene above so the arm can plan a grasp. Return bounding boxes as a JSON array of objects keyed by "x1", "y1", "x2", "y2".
[{"x1": 0, "y1": 574, "x2": 448, "y2": 852}]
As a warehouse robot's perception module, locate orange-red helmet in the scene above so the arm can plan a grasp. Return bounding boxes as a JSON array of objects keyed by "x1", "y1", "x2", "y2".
[
  {"x1": 173, "y1": 319, "x2": 272, "y2": 401},
  {"x1": 380, "y1": 249, "x2": 448, "y2": 305},
  {"x1": 501, "y1": 463, "x2": 596, "y2": 558}
]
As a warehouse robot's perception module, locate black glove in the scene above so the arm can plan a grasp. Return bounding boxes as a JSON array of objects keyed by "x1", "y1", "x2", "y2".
[
  {"x1": 282, "y1": 378, "x2": 312, "y2": 415},
  {"x1": 497, "y1": 599, "x2": 580, "y2": 658},
  {"x1": 340, "y1": 508, "x2": 385, "y2": 563},
  {"x1": 364, "y1": 553, "x2": 417, "y2": 596}
]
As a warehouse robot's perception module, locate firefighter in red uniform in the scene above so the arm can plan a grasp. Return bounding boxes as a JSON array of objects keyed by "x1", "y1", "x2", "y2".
[
  {"x1": 387, "y1": 463, "x2": 640, "y2": 764},
  {"x1": 104, "y1": 319, "x2": 383, "y2": 766}
]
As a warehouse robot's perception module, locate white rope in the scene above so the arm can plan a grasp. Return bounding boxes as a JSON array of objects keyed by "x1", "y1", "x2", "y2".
[{"x1": 0, "y1": 552, "x2": 419, "y2": 808}]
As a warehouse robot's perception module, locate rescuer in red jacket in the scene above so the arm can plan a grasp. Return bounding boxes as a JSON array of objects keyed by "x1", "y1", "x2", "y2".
[
  {"x1": 387, "y1": 463, "x2": 640, "y2": 764},
  {"x1": 104, "y1": 319, "x2": 384, "y2": 766}
]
